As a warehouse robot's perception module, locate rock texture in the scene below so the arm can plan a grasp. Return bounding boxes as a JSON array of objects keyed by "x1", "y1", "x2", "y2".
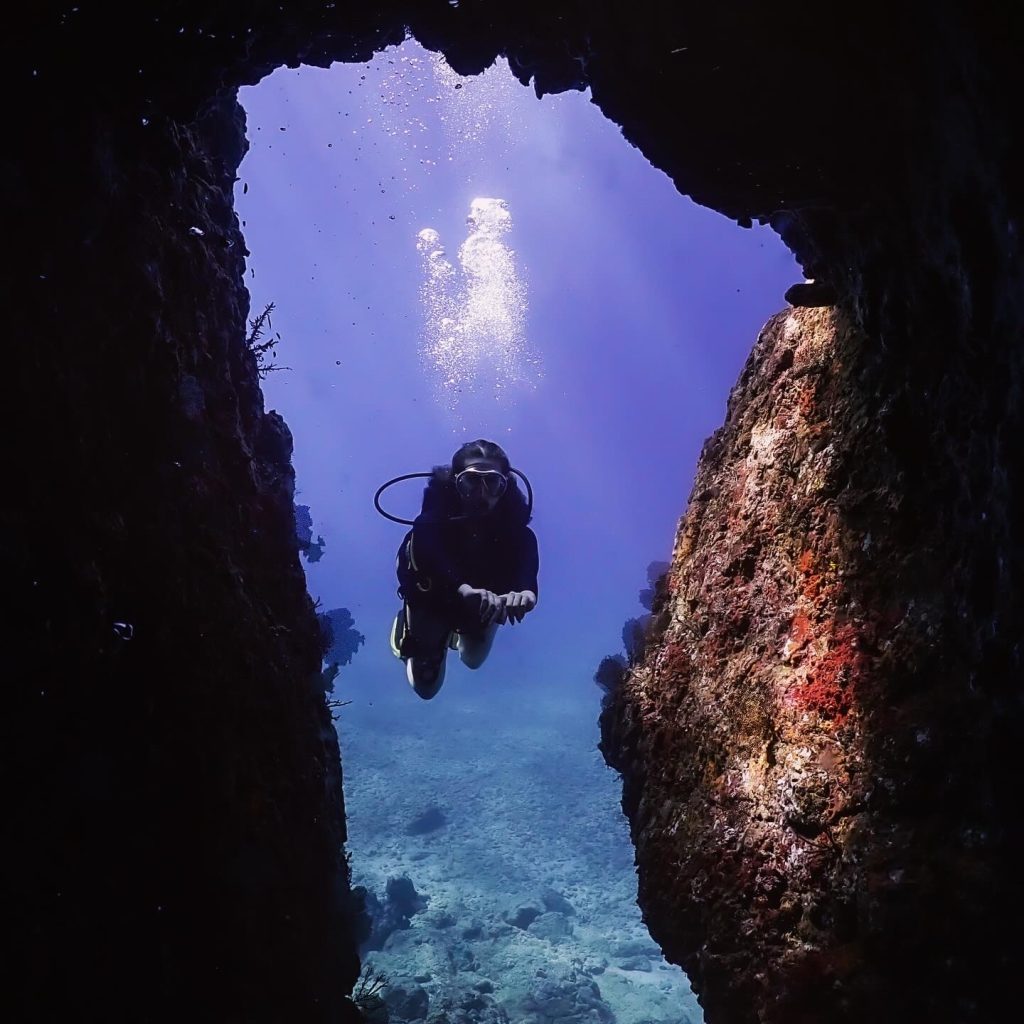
[
  {"x1": 601, "y1": 305, "x2": 1023, "y2": 1022},
  {"x1": 4, "y1": 2, "x2": 1023, "y2": 1023}
]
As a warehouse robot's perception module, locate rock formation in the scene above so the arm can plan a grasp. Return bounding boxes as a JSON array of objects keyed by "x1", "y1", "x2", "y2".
[
  {"x1": 5, "y1": 3, "x2": 1021, "y2": 1022},
  {"x1": 602, "y1": 305, "x2": 1023, "y2": 1022}
]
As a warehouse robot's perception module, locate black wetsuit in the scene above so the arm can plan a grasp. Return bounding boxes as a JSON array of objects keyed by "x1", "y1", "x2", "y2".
[{"x1": 396, "y1": 467, "x2": 539, "y2": 632}]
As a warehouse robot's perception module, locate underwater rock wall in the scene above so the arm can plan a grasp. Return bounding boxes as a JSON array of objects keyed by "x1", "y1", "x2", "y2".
[
  {"x1": 598, "y1": 10, "x2": 1024, "y2": 1020},
  {"x1": 4, "y1": 94, "x2": 361, "y2": 1021},
  {"x1": 5, "y1": 2, "x2": 1022, "y2": 1022},
  {"x1": 601, "y1": 303, "x2": 1023, "y2": 1023}
]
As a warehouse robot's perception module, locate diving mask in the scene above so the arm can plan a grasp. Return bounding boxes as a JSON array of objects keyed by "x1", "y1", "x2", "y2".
[{"x1": 455, "y1": 467, "x2": 508, "y2": 500}]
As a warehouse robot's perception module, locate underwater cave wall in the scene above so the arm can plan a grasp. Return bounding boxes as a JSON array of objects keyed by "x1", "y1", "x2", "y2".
[
  {"x1": 602, "y1": 299, "x2": 1024, "y2": 1023},
  {"x1": 4, "y1": 86, "x2": 361, "y2": 1024},
  {"x1": 4, "y1": 2, "x2": 1021, "y2": 1022},
  {"x1": 597, "y1": 28, "x2": 1024, "y2": 1005},
  {"x1": 600, "y1": 8, "x2": 1024, "y2": 1022}
]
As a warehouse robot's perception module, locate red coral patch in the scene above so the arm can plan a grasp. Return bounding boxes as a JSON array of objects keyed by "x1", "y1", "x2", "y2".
[
  {"x1": 796, "y1": 379, "x2": 818, "y2": 418},
  {"x1": 788, "y1": 610, "x2": 812, "y2": 654},
  {"x1": 790, "y1": 623, "x2": 864, "y2": 719}
]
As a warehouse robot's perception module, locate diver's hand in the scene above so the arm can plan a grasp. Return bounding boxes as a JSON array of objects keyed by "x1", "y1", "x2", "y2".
[
  {"x1": 457, "y1": 584, "x2": 505, "y2": 625},
  {"x1": 502, "y1": 590, "x2": 537, "y2": 624}
]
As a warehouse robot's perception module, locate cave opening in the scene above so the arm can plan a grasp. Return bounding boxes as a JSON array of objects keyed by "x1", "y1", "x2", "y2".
[
  {"x1": 235, "y1": 35, "x2": 798, "y2": 1022},
  {"x1": 15, "y1": 5, "x2": 1020, "y2": 1023}
]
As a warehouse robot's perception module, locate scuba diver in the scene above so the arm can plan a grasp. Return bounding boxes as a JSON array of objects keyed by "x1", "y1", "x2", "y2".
[{"x1": 378, "y1": 439, "x2": 539, "y2": 699}]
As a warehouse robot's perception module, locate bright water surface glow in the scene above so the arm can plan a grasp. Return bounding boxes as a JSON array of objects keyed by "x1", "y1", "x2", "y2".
[{"x1": 237, "y1": 35, "x2": 799, "y2": 1023}]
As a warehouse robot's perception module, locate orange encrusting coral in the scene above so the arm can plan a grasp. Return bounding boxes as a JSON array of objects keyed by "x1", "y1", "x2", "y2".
[
  {"x1": 788, "y1": 622, "x2": 865, "y2": 720},
  {"x1": 783, "y1": 546, "x2": 867, "y2": 720}
]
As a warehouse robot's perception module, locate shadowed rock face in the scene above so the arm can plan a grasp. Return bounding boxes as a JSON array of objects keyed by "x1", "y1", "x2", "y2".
[
  {"x1": 4, "y1": 92, "x2": 363, "y2": 1022},
  {"x1": 4, "y1": 3, "x2": 1022, "y2": 1023}
]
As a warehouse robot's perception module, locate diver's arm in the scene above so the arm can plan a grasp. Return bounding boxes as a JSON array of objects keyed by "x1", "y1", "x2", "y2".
[
  {"x1": 514, "y1": 526, "x2": 539, "y2": 598},
  {"x1": 502, "y1": 528, "x2": 539, "y2": 623}
]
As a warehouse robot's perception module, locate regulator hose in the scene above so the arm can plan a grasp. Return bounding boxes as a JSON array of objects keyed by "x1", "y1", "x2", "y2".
[{"x1": 373, "y1": 469, "x2": 534, "y2": 526}]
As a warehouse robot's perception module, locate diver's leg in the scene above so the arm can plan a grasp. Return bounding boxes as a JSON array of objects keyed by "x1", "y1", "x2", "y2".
[
  {"x1": 458, "y1": 621, "x2": 500, "y2": 669},
  {"x1": 404, "y1": 602, "x2": 453, "y2": 700}
]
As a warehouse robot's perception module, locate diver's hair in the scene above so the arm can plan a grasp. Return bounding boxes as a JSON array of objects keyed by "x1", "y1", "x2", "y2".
[{"x1": 451, "y1": 438, "x2": 511, "y2": 475}]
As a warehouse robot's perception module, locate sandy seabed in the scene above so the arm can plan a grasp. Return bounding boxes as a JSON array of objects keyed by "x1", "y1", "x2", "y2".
[{"x1": 338, "y1": 667, "x2": 702, "y2": 1024}]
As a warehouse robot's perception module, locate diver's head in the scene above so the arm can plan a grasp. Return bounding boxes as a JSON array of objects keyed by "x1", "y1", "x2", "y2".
[{"x1": 452, "y1": 439, "x2": 510, "y2": 515}]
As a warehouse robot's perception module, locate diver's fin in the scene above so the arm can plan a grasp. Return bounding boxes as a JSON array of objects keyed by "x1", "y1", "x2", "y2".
[{"x1": 390, "y1": 608, "x2": 407, "y2": 659}]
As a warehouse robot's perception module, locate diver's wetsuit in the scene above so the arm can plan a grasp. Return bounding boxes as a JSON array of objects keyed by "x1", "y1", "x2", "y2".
[{"x1": 395, "y1": 468, "x2": 539, "y2": 636}]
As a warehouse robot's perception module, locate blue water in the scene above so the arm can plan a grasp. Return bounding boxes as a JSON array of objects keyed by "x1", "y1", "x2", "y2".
[{"x1": 237, "y1": 35, "x2": 798, "y2": 1023}]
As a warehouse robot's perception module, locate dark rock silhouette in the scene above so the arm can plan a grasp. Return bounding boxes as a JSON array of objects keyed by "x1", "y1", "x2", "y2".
[
  {"x1": 541, "y1": 888, "x2": 576, "y2": 916},
  {"x1": 295, "y1": 502, "x2": 327, "y2": 562},
  {"x1": 594, "y1": 559, "x2": 667, "y2": 704},
  {"x1": 593, "y1": 654, "x2": 628, "y2": 708},
  {"x1": 784, "y1": 280, "x2": 838, "y2": 307},
  {"x1": 621, "y1": 615, "x2": 652, "y2": 666},
  {"x1": 405, "y1": 806, "x2": 448, "y2": 835},
  {"x1": 385, "y1": 984, "x2": 430, "y2": 1021},
  {"x1": 505, "y1": 902, "x2": 544, "y2": 930},
  {"x1": 357, "y1": 875, "x2": 429, "y2": 954},
  {"x1": 522, "y1": 967, "x2": 615, "y2": 1023},
  {"x1": 319, "y1": 606, "x2": 366, "y2": 669},
  {"x1": 637, "y1": 560, "x2": 670, "y2": 611},
  {"x1": 528, "y1": 911, "x2": 572, "y2": 942},
  {"x1": 425, "y1": 992, "x2": 509, "y2": 1024}
]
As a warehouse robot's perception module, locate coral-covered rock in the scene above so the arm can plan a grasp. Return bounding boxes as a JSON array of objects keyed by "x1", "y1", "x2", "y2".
[{"x1": 602, "y1": 306, "x2": 1024, "y2": 1023}]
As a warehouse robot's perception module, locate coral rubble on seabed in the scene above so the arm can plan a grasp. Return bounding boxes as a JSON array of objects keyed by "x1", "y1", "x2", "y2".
[{"x1": 340, "y1": 687, "x2": 702, "y2": 1024}]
